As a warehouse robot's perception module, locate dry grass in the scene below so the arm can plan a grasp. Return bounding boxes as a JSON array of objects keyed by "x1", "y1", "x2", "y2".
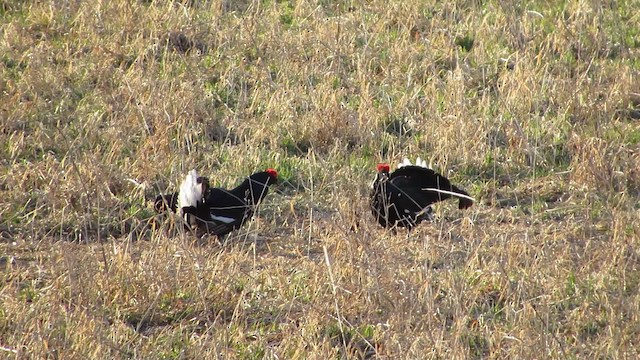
[{"x1": 1, "y1": 0, "x2": 640, "y2": 358}]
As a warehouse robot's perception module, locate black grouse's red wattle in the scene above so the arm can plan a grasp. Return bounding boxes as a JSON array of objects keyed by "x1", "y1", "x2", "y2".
[
  {"x1": 370, "y1": 158, "x2": 474, "y2": 229},
  {"x1": 154, "y1": 168, "x2": 278, "y2": 237}
]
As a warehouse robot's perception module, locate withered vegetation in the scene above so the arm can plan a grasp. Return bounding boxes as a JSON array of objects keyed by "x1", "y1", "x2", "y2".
[{"x1": 1, "y1": 1, "x2": 639, "y2": 358}]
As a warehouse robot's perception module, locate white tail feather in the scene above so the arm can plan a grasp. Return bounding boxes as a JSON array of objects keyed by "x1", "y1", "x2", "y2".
[{"x1": 178, "y1": 169, "x2": 203, "y2": 208}]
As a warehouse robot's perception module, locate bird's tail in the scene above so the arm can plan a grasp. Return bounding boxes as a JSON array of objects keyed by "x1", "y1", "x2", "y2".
[
  {"x1": 458, "y1": 197, "x2": 474, "y2": 210},
  {"x1": 154, "y1": 193, "x2": 179, "y2": 213},
  {"x1": 178, "y1": 169, "x2": 203, "y2": 209},
  {"x1": 452, "y1": 186, "x2": 474, "y2": 209}
]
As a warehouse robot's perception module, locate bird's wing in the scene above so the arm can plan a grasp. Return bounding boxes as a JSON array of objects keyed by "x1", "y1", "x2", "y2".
[
  {"x1": 387, "y1": 176, "x2": 433, "y2": 211},
  {"x1": 392, "y1": 165, "x2": 474, "y2": 208},
  {"x1": 421, "y1": 188, "x2": 475, "y2": 202}
]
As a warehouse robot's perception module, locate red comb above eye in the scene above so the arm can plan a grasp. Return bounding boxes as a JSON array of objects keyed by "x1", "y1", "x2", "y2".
[
  {"x1": 377, "y1": 163, "x2": 390, "y2": 172},
  {"x1": 266, "y1": 168, "x2": 278, "y2": 178}
]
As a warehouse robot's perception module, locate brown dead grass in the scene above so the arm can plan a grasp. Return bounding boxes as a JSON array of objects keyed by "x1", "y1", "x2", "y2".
[{"x1": 1, "y1": 0, "x2": 640, "y2": 359}]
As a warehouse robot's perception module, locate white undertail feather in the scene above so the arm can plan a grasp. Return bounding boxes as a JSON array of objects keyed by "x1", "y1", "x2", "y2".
[
  {"x1": 398, "y1": 158, "x2": 412, "y2": 168},
  {"x1": 178, "y1": 169, "x2": 203, "y2": 209},
  {"x1": 398, "y1": 157, "x2": 428, "y2": 169}
]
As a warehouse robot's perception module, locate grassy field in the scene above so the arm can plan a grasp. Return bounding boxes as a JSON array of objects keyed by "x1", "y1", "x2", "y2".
[{"x1": 1, "y1": 0, "x2": 640, "y2": 358}]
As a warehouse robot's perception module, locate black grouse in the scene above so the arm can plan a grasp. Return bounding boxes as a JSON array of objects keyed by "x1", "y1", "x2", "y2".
[
  {"x1": 370, "y1": 158, "x2": 474, "y2": 229},
  {"x1": 155, "y1": 168, "x2": 278, "y2": 237}
]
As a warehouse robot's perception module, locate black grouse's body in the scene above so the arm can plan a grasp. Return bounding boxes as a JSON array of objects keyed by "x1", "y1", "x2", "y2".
[
  {"x1": 154, "y1": 169, "x2": 278, "y2": 237},
  {"x1": 195, "y1": 170, "x2": 278, "y2": 236},
  {"x1": 370, "y1": 158, "x2": 473, "y2": 229}
]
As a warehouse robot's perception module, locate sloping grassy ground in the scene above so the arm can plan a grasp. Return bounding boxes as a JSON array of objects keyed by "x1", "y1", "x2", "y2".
[{"x1": 1, "y1": 0, "x2": 640, "y2": 358}]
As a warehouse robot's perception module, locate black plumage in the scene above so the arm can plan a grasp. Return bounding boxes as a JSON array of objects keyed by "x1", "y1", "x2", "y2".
[
  {"x1": 370, "y1": 159, "x2": 473, "y2": 229},
  {"x1": 194, "y1": 169, "x2": 278, "y2": 237},
  {"x1": 154, "y1": 169, "x2": 278, "y2": 237},
  {"x1": 154, "y1": 192, "x2": 179, "y2": 213}
]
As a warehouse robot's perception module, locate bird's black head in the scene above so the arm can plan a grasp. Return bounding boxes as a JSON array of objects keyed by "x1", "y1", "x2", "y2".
[
  {"x1": 244, "y1": 169, "x2": 278, "y2": 189},
  {"x1": 247, "y1": 169, "x2": 279, "y2": 185},
  {"x1": 243, "y1": 169, "x2": 279, "y2": 204}
]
